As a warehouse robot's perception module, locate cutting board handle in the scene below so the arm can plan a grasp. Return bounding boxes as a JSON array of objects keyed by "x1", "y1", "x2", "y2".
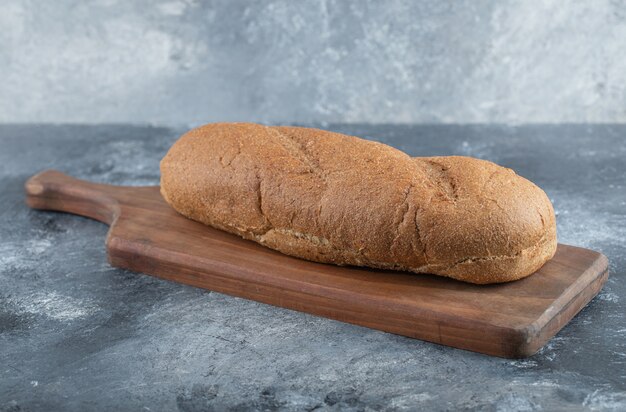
[{"x1": 25, "y1": 170, "x2": 121, "y2": 225}]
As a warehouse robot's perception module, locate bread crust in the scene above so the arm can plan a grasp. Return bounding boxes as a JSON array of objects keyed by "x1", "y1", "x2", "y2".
[{"x1": 160, "y1": 123, "x2": 557, "y2": 284}]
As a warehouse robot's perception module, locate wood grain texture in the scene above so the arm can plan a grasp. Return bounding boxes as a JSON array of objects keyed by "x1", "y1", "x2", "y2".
[{"x1": 25, "y1": 170, "x2": 609, "y2": 358}]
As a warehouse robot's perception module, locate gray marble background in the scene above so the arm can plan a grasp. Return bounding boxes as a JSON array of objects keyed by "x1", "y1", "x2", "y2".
[
  {"x1": 2, "y1": 0, "x2": 626, "y2": 125},
  {"x1": 1, "y1": 124, "x2": 625, "y2": 411},
  {"x1": 2, "y1": 1, "x2": 626, "y2": 410}
]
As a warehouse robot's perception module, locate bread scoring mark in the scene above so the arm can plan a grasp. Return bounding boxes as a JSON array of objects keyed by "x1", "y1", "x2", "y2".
[
  {"x1": 252, "y1": 170, "x2": 273, "y2": 236},
  {"x1": 266, "y1": 126, "x2": 333, "y2": 234},
  {"x1": 482, "y1": 192, "x2": 538, "y2": 252},
  {"x1": 419, "y1": 159, "x2": 459, "y2": 201},
  {"x1": 484, "y1": 194, "x2": 511, "y2": 217},
  {"x1": 537, "y1": 206, "x2": 546, "y2": 228},
  {"x1": 267, "y1": 126, "x2": 328, "y2": 187},
  {"x1": 219, "y1": 138, "x2": 243, "y2": 168},
  {"x1": 391, "y1": 182, "x2": 414, "y2": 253},
  {"x1": 482, "y1": 168, "x2": 502, "y2": 192},
  {"x1": 414, "y1": 206, "x2": 429, "y2": 264}
]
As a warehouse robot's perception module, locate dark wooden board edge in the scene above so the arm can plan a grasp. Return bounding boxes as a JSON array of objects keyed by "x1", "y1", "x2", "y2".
[
  {"x1": 520, "y1": 254, "x2": 609, "y2": 355},
  {"x1": 107, "y1": 234, "x2": 609, "y2": 358}
]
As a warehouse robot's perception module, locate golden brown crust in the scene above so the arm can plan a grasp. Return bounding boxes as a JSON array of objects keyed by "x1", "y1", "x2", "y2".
[{"x1": 160, "y1": 122, "x2": 557, "y2": 284}]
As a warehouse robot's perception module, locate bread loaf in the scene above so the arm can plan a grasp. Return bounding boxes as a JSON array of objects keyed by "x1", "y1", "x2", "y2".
[{"x1": 160, "y1": 123, "x2": 557, "y2": 284}]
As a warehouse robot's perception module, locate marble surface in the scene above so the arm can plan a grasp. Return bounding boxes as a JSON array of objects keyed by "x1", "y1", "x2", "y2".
[
  {"x1": 0, "y1": 124, "x2": 624, "y2": 411},
  {"x1": 2, "y1": 1, "x2": 626, "y2": 125}
]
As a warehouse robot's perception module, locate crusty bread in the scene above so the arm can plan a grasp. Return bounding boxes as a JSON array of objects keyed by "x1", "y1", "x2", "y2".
[{"x1": 160, "y1": 122, "x2": 557, "y2": 284}]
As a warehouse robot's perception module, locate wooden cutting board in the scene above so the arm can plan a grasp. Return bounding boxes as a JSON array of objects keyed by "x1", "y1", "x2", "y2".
[{"x1": 25, "y1": 170, "x2": 609, "y2": 358}]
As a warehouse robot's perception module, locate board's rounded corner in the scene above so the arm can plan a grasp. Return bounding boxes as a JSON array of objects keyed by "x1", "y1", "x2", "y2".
[
  {"x1": 105, "y1": 230, "x2": 125, "y2": 256},
  {"x1": 597, "y1": 252, "x2": 610, "y2": 274},
  {"x1": 502, "y1": 323, "x2": 543, "y2": 359},
  {"x1": 104, "y1": 232, "x2": 130, "y2": 269}
]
